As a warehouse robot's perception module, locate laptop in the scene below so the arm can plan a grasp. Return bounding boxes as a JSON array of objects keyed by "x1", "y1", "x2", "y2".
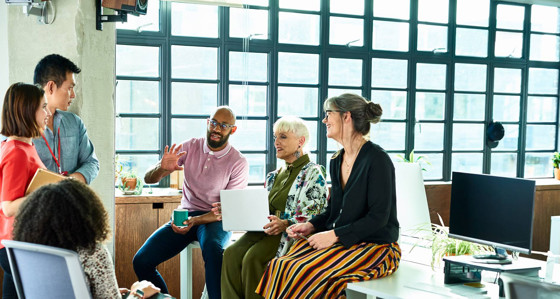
[{"x1": 220, "y1": 188, "x2": 270, "y2": 232}]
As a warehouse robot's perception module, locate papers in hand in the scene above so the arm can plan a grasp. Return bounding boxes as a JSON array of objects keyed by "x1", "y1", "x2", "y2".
[{"x1": 25, "y1": 168, "x2": 67, "y2": 195}]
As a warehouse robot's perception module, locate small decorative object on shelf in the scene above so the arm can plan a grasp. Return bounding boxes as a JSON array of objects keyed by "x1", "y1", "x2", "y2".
[
  {"x1": 118, "y1": 171, "x2": 143, "y2": 195},
  {"x1": 552, "y1": 152, "x2": 560, "y2": 180}
]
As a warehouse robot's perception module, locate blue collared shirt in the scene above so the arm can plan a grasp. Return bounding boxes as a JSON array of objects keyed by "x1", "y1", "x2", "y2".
[{"x1": 33, "y1": 110, "x2": 99, "y2": 184}]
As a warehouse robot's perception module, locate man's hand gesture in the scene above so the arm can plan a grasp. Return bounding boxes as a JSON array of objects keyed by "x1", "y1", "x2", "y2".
[{"x1": 161, "y1": 144, "x2": 186, "y2": 171}]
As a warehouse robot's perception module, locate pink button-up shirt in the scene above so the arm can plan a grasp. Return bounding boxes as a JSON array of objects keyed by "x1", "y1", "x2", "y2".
[{"x1": 177, "y1": 137, "x2": 249, "y2": 211}]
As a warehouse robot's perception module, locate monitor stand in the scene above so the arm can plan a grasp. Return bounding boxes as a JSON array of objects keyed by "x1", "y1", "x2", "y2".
[{"x1": 472, "y1": 247, "x2": 512, "y2": 264}]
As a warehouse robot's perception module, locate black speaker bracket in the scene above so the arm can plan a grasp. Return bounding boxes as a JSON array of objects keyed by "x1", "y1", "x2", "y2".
[{"x1": 96, "y1": 0, "x2": 128, "y2": 31}]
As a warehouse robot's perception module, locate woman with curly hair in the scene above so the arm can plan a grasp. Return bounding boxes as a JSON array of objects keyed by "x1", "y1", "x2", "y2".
[
  {"x1": 13, "y1": 179, "x2": 161, "y2": 299},
  {"x1": 213, "y1": 116, "x2": 329, "y2": 299},
  {"x1": 0, "y1": 82, "x2": 50, "y2": 299},
  {"x1": 256, "y1": 94, "x2": 401, "y2": 299}
]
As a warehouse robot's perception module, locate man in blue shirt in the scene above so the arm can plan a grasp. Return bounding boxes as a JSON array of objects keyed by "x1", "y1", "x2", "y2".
[{"x1": 33, "y1": 54, "x2": 99, "y2": 184}]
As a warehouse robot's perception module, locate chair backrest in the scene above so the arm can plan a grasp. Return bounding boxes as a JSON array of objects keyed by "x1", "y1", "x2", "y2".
[
  {"x1": 501, "y1": 273, "x2": 560, "y2": 299},
  {"x1": 1, "y1": 240, "x2": 92, "y2": 299}
]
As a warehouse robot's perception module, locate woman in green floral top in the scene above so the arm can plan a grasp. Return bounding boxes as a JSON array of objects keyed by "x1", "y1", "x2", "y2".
[{"x1": 215, "y1": 116, "x2": 328, "y2": 299}]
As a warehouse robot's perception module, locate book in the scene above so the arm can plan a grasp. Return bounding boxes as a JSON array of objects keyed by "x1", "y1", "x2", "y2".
[{"x1": 25, "y1": 168, "x2": 67, "y2": 195}]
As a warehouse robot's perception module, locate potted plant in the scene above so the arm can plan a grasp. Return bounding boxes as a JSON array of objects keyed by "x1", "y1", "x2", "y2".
[
  {"x1": 552, "y1": 152, "x2": 560, "y2": 180},
  {"x1": 396, "y1": 150, "x2": 431, "y2": 171},
  {"x1": 118, "y1": 171, "x2": 143, "y2": 195}
]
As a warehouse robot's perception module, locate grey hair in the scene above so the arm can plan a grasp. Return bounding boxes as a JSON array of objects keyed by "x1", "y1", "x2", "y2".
[
  {"x1": 323, "y1": 93, "x2": 382, "y2": 136},
  {"x1": 273, "y1": 116, "x2": 310, "y2": 148}
]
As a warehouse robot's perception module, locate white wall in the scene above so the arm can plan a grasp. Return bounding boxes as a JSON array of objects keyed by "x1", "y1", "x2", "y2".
[
  {"x1": 2, "y1": 0, "x2": 116, "y2": 250},
  {"x1": 0, "y1": 3, "x2": 8, "y2": 95}
]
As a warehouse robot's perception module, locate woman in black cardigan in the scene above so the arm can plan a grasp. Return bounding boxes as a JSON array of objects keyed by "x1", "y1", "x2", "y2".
[{"x1": 256, "y1": 93, "x2": 401, "y2": 299}]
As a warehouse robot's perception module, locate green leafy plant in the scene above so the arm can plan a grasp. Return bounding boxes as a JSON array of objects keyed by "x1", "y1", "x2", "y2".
[
  {"x1": 115, "y1": 154, "x2": 123, "y2": 185},
  {"x1": 396, "y1": 150, "x2": 432, "y2": 171},
  {"x1": 552, "y1": 152, "x2": 560, "y2": 169},
  {"x1": 118, "y1": 171, "x2": 143, "y2": 194}
]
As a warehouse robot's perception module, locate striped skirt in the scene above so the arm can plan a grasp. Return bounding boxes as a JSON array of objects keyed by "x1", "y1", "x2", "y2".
[{"x1": 256, "y1": 239, "x2": 401, "y2": 299}]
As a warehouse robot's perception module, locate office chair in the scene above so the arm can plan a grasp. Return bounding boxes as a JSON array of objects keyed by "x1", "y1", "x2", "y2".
[
  {"x1": 501, "y1": 272, "x2": 560, "y2": 299},
  {"x1": 1, "y1": 240, "x2": 92, "y2": 299}
]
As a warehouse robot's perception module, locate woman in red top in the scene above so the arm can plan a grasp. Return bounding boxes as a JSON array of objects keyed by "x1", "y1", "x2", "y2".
[{"x1": 0, "y1": 83, "x2": 50, "y2": 298}]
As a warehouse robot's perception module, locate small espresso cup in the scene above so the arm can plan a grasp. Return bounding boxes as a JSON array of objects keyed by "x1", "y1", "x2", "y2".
[{"x1": 173, "y1": 209, "x2": 189, "y2": 227}]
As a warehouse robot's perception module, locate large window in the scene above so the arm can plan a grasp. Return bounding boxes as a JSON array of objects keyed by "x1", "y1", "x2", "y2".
[{"x1": 116, "y1": 0, "x2": 560, "y2": 185}]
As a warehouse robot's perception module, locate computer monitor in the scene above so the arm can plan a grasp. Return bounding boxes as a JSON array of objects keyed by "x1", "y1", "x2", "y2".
[{"x1": 448, "y1": 172, "x2": 536, "y2": 260}]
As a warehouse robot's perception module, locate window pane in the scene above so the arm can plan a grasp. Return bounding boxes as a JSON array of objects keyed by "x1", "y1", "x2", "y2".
[
  {"x1": 530, "y1": 34, "x2": 560, "y2": 62},
  {"x1": 329, "y1": 58, "x2": 362, "y2": 87},
  {"x1": 529, "y1": 68, "x2": 559, "y2": 94},
  {"x1": 373, "y1": 0, "x2": 409, "y2": 20},
  {"x1": 117, "y1": 0, "x2": 159, "y2": 32},
  {"x1": 245, "y1": 154, "x2": 266, "y2": 183},
  {"x1": 453, "y1": 123, "x2": 484, "y2": 150},
  {"x1": 452, "y1": 153, "x2": 483, "y2": 174},
  {"x1": 525, "y1": 152, "x2": 554, "y2": 178},
  {"x1": 230, "y1": 8, "x2": 268, "y2": 39},
  {"x1": 279, "y1": 12, "x2": 320, "y2": 45},
  {"x1": 171, "y1": 46, "x2": 217, "y2": 79},
  {"x1": 456, "y1": 0, "x2": 489, "y2": 27},
  {"x1": 372, "y1": 20, "x2": 409, "y2": 52},
  {"x1": 417, "y1": 24, "x2": 447, "y2": 52},
  {"x1": 531, "y1": 5, "x2": 560, "y2": 33},
  {"x1": 327, "y1": 88, "x2": 363, "y2": 98},
  {"x1": 116, "y1": 80, "x2": 159, "y2": 114},
  {"x1": 455, "y1": 28, "x2": 488, "y2": 57},
  {"x1": 421, "y1": 153, "x2": 443, "y2": 180},
  {"x1": 117, "y1": 154, "x2": 160, "y2": 182},
  {"x1": 229, "y1": 120, "x2": 267, "y2": 150},
  {"x1": 493, "y1": 124, "x2": 518, "y2": 151},
  {"x1": 303, "y1": 121, "x2": 317, "y2": 151},
  {"x1": 454, "y1": 63, "x2": 486, "y2": 92},
  {"x1": 330, "y1": 0, "x2": 363, "y2": 15},
  {"x1": 229, "y1": 85, "x2": 267, "y2": 116},
  {"x1": 373, "y1": 90, "x2": 407, "y2": 120},
  {"x1": 278, "y1": 87, "x2": 318, "y2": 117},
  {"x1": 278, "y1": 53, "x2": 319, "y2": 84},
  {"x1": 416, "y1": 92, "x2": 445, "y2": 120},
  {"x1": 416, "y1": 63, "x2": 447, "y2": 90},
  {"x1": 229, "y1": 52, "x2": 268, "y2": 82},
  {"x1": 372, "y1": 58, "x2": 407, "y2": 88},
  {"x1": 172, "y1": 83, "x2": 217, "y2": 115},
  {"x1": 370, "y1": 122, "x2": 406, "y2": 151},
  {"x1": 116, "y1": 45, "x2": 159, "y2": 77},
  {"x1": 527, "y1": 97, "x2": 557, "y2": 122},
  {"x1": 526, "y1": 125, "x2": 556, "y2": 150},
  {"x1": 327, "y1": 138, "x2": 341, "y2": 152},
  {"x1": 171, "y1": 119, "x2": 206, "y2": 145},
  {"x1": 171, "y1": 3, "x2": 218, "y2": 38},
  {"x1": 493, "y1": 95, "x2": 520, "y2": 122},
  {"x1": 495, "y1": 31, "x2": 523, "y2": 58},
  {"x1": 418, "y1": 0, "x2": 449, "y2": 24},
  {"x1": 330, "y1": 17, "x2": 363, "y2": 46},
  {"x1": 414, "y1": 123, "x2": 444, "y2": 150},
  {"x1": 453, "y1": 94, "x2": 485, "y2": 121},
  {"x1": 494, "y1": 68, "x2": 521, "y2": 93},
  {"x1": 491, "y1": 153, "x2": 517, "y2": 177},
  {"x1": 279, "y1": 0, "x2": 320, "y2": 11},
  {"x1": 496, "y1": 4, "x2": 524, "y2": 30},
  {"x1": 116, "y1": 118, "x2": 159, "y2": 150}
]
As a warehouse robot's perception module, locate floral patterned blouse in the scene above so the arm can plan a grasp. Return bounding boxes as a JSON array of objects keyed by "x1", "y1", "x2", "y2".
[
  {"x1": 77, "y1": 243, "x2": 121, "y2": 299},
  {"x1": 265, "y1": 161, "x2": 329, "y2": 257}
]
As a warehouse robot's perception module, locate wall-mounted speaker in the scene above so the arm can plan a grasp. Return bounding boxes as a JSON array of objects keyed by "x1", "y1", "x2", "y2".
[{"x1": 102, "y1": 0, "x2": 147, "y2": 16}]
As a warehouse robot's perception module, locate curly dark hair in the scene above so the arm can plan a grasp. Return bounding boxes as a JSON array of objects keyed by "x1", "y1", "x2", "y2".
[{"x1": 13, "y1": 179, "x2": 110, "y2": 251}]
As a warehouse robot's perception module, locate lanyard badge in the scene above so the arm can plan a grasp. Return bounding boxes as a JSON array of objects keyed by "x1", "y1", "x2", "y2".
[{"x1": 41, "y1": 127, "x2": 68, "y2": 176}]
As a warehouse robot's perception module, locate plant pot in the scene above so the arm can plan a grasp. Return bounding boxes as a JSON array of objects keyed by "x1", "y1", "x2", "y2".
[
  {"x1": 122, "y1": 177, "x2": 138, "y2": 191},
  {"x1": 555, "y1": 168, "x2": 560, "y2": 180}
]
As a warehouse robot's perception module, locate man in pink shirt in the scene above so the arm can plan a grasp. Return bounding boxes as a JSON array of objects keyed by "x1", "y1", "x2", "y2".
[{"x1": 133, "y1": 106, "x2": 249, "y2": 299}]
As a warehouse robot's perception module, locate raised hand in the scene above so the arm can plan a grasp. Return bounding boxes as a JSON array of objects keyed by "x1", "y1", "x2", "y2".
[{"x1": 160, "y1": 144, "x2": 186, "y2": 171}]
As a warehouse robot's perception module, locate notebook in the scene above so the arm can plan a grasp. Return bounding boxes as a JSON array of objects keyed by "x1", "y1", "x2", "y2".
[
  {"x1": 25, "y1": 168, "x2": 67, "y2": 195},
  {"x1": 220, "y1": 188, "x2": 270, "y2": 232}
]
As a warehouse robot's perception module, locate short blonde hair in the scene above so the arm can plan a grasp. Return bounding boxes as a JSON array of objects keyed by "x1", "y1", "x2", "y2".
[{"x1": 273, "y1": 116, "x2": 309, "y2": 148}]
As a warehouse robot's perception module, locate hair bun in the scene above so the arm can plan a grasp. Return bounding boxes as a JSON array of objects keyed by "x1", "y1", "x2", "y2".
[{"x1": 367, "y1": 101, "x2": 383, "y2": 124}]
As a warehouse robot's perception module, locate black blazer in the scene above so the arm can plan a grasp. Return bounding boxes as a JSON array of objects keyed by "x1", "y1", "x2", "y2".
[{"x1": 309, "y1": 141, "x2": 399, "y2": 247}]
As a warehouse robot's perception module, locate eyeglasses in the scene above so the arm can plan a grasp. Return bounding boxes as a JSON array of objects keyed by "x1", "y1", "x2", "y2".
[
  {"x1": 208, "y1": 119, "x2": 236, "y2": 131},
  {"x1": 324, "y1": 109, "x2": 343, "y2": 120}
]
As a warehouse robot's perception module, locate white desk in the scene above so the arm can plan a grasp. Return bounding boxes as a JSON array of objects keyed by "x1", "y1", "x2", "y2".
[{"x1": 346, "y1": 260, "x2": 499, "y2": 299}]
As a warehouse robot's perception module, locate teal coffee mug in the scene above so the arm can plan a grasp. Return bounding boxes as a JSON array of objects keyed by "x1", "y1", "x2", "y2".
[{"x1": 173, "y1": 209, "x2": 189, "y2": 227}]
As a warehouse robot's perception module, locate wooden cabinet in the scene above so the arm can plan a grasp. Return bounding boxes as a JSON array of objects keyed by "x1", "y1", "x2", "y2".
[{"x1": 115, "y1": 191, "x2": 206, "y2": 298}]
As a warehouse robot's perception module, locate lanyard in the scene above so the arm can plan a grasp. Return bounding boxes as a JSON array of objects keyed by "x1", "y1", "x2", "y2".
[{"x1": 41, "y1": 127, "x2": 67, "y2": 175}]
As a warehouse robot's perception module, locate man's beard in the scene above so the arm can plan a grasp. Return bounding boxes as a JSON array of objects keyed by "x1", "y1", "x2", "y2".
[{"x1": 207, "y1": 131, "x2": 230, "y2": 149}]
